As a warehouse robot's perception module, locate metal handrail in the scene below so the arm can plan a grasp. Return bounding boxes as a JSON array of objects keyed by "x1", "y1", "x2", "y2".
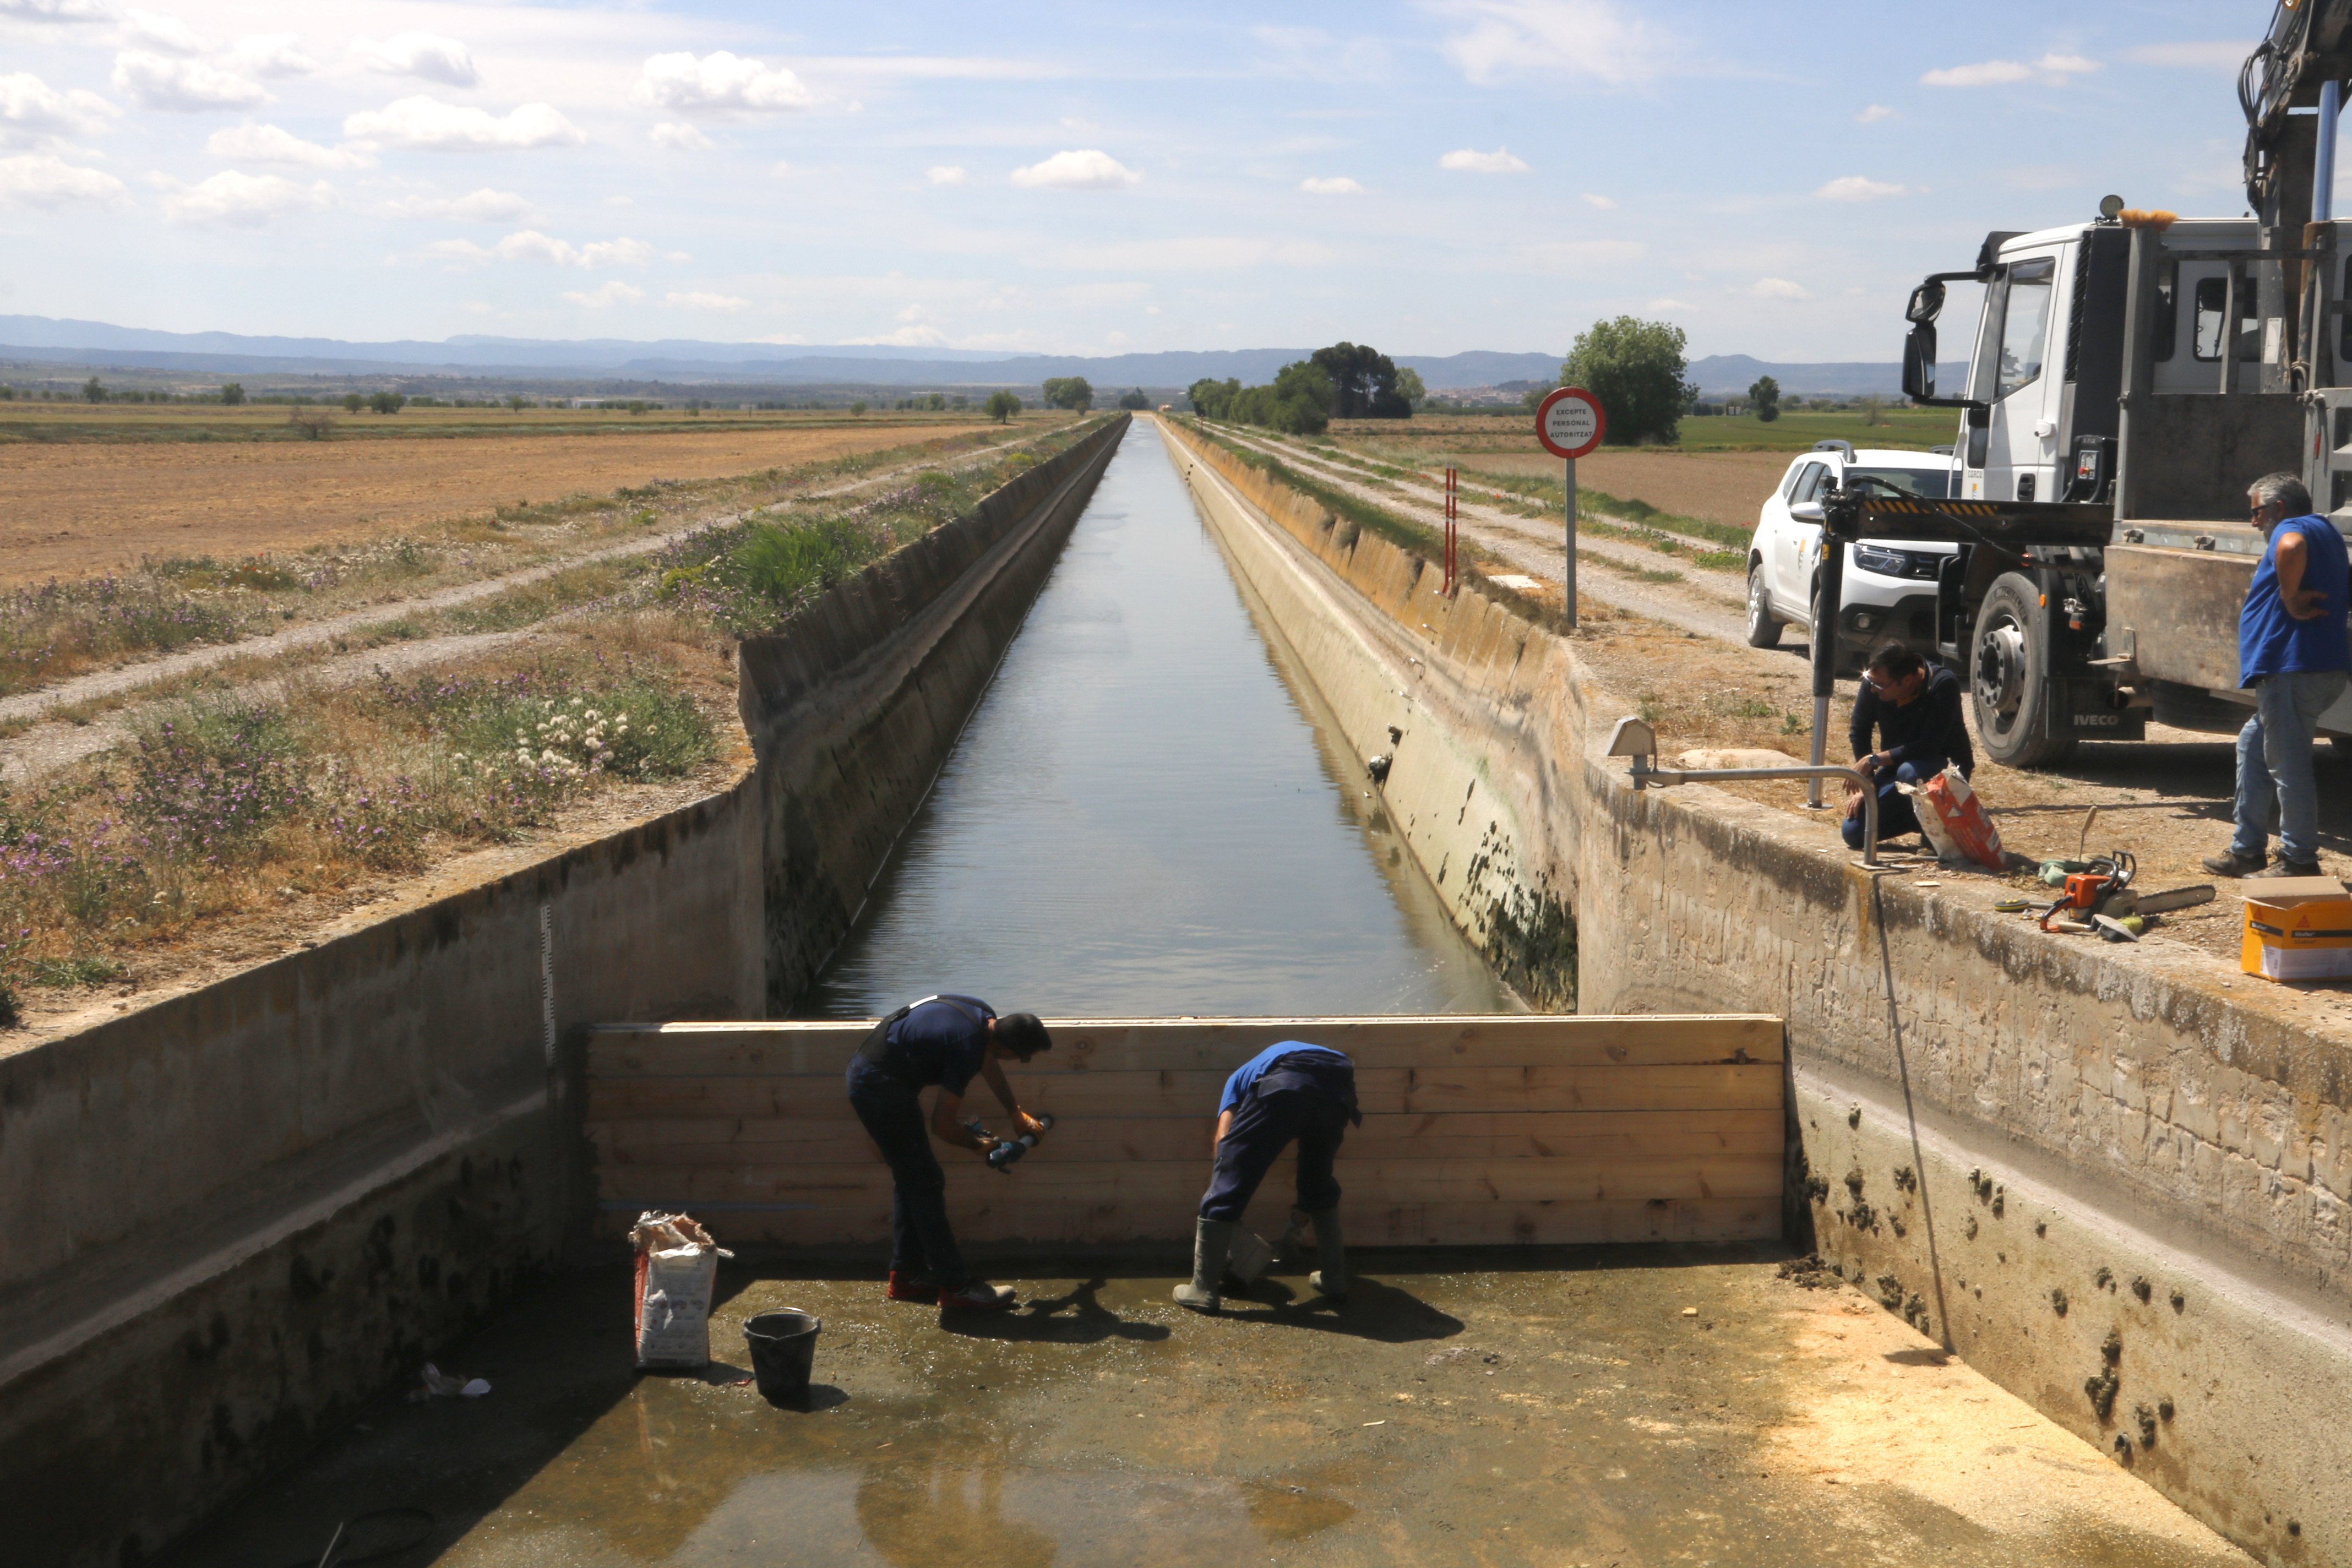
[{"x1": 1629, "y1": 759, "x2": 1882, "y2": 866}]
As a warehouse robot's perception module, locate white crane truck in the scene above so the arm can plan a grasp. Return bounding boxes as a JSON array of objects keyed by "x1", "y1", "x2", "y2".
[{"x1": 1853, "y1": 0, "x2": 2352, "y2": 766}]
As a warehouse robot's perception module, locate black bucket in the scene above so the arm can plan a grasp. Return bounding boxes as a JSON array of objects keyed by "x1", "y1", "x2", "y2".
[{"x1": 742, "y1": 1310, "x2": 821, "y2": 1406}]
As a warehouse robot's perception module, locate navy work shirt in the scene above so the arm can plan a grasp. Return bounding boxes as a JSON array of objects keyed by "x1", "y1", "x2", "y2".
[
  {"x1": 870, "y1": 995, "x2": 995, "y2": 1095},
  {"x1": 2240, "y1": 514, "x2": 2352, "y2": 684},
  {"x1": 1219, "y1": 1042, "x2": 1352, "y2": 1115}
]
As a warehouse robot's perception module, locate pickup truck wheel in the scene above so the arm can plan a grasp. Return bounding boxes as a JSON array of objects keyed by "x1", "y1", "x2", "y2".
[
  {"x1": 1970, "y1": 572, "x2": 2077, "y2": 767},
  {"x1": 1745, "y1": 564, "x2": 1783, "y2": 648}
]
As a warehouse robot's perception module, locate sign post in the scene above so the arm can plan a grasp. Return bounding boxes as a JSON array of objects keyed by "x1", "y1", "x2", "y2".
[{"x1": 1534, "y1": 387, "x2": 1605, "y2": 629}]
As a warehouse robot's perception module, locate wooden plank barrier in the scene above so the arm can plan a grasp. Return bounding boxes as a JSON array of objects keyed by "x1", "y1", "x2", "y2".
[{"x1": 582, "y1": 1015, "x2": 1785, "y2": 1248}]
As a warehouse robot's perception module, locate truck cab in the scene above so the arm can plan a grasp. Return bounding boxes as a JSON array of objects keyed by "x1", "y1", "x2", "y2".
[{"x1": 1889, "y1": 206, "x2": 2352, "y2": 765}]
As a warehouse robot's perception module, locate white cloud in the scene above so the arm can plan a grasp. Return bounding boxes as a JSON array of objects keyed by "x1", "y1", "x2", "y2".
[
  {"x1": 349, "y1": 32, "x2": 479, "y2": 88},
  {"x1": 1923, "y1": 53, "x2": 2099, "y2": 87},
  {"x1": 1745, "y1": 277, "x2": 1812, "y2": 300},
  {"x1": 344, "y1": 96, "x2": 585, "y2": 152},
  {"x1": 770, "y1": 160, "x2": 793, "y2": 178},
  {"x1": 634, "y1": 51, "x2": 815, "y2": 114},
  {"x1": 562, "y1": 281, "x2": 644, "y2": 308},
  {"x1": 206, "y1": 123, "x2": 369, "y2": 169},
  {"x1": 225, "y1": 34, "x2": 315, "y2": 78},
  {"x1": 665, "y1": 290, "x2": 747, "y2": 311},
  {"x1": 2124, "y1": 41, "x2": 2250, "y2": 71},
  {"x1": 389, "y1": 187, "x2": 530, "y2": 222},
  {"x1": 0, "y1": 150, "x2": 123, "y2": 206},
  {"x1": 0, "y1": 73, "x2": 119, "y2": 140},
  {"x1": 1580, "y1": 191, "x2": 1616, "y2": 209},
  {"x1": 1010, "y1": 148, "x2": 1139, "y2": 189},
  {"x1": 649, "y1": 121, "x2": 712, "y2": 152},
  {"x1": 1434, "y1": 0, "x2": 1663, "y2": 85},
  {"x1": 1440, "y1": 146, "x2": 1529, "y2": 173},
  {"x1": 926, "y1": 164, "x2": 966, "y2": 185},
  {"x1": 1300, "y1": 175, "x2": 1365, "y2": 195},
  {"x1": 162, "y1": 169, "x2": 331, "y2": 226},
  {"x1": 122, "y1": 9, "x2": 203, "y2": 55},
  {"x1": 1856, "y1": 104, "x2": 1896, "y2": 122},
  {"x1": 0, "y1": 0, "x2": 110, "y2": 19},
  {"x1": 852, "y1": 307, "x2": 952, "y2": 347},
  {"x1": 425, "y1": 229, "x2": 655, "y2": 268},
  {"x1": 1816, "y1": 175, "x2": 1906, "y2": 202},
  {"x1": 1645, "y1": 297, "x2": 1694, "y2": 311},
  {"x1": 113, "y1": 51, "x2": 268, "y2": 111}
]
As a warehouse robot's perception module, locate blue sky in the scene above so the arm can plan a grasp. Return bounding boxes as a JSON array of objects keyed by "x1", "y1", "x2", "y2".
[{"x1": 0, "y1": 0, "x2": 2280, "y2": 360}]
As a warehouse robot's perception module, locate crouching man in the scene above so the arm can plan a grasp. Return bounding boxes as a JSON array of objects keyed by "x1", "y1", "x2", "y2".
[
  {"x1": 844, "y1": 994, "x2": 1052, "y2": 1313},
  {"x1": 1175, "y1": 1041, "x2": 1360, "y2": 1313}
]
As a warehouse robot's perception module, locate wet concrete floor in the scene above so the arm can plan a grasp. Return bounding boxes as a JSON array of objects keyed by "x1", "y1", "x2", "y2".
[{"x1": 162, "y1": 1249, "x2": 2248, "y2": 1568}]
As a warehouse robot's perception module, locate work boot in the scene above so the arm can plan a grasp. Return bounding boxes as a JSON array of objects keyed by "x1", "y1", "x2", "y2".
[
  {"x1": 885, "y1": 1271, "x2": 937, "y2": 1302},
  {"x1": 1174, "y1": 1218, "x2": 1235, "y2": 1313},
  {"x1": 939, "y1": 1280, "x2": 1018, "y2": 1311},
  {"x1": 1306, "y1": 1208, "x2": 1348, "y2": 1299},
  {"x1": 2248, "y1": 858, "x2": 2325, "y2": 880},
  {"x1": 2203, "y1": 848, "x2": 2269, "y2": 877}
]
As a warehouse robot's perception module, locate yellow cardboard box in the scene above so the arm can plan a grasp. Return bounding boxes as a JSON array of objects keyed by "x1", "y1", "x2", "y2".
[{"x1": 2242, "y1": 876, "x2": 2352, "y2": 982}]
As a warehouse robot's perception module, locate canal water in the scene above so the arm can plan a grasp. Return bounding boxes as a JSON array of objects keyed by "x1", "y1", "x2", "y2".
[{"x1": 804, "y1": 418, "x2": 1516, "y2": 1018}]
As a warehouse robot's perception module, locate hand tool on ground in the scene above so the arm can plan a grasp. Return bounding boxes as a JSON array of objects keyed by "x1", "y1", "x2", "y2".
[
  {"x1": 2104, "y1": 883, "x2": 2215, "y2": 919},
  {"x1": 2095, "y1": 913, "x2": 2144, "y2": 943},
  {"x1": 2039, "y1": 851, "x2": 2135, "y2": 932},
  {"x1": 963, "y1": 1113, "x2": 1055, "y2": 1172}
]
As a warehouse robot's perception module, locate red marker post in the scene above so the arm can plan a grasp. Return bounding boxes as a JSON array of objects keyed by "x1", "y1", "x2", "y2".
[{"x1": 1535, "y1": 387, "x2": 1605, "y2": 629}]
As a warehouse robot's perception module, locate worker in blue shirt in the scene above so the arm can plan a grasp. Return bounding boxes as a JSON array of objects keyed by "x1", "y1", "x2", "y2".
[
  {"x1": 2204, "y1": 472, "x2": 2352, "y2": 880},
  {"x1": 1174, "y1": 1041, "x2": 1360, "y2": 1313},
  {"x1": 844, "y1": 994, "x2": 1052, "y2": 1312}
]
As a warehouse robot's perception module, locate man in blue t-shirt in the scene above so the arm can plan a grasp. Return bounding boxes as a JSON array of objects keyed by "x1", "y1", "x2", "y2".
[
  {"x1": 843, "y1": 995, "x2": 1052, "y2": 1312},
  {"x1": 1174, "y1": 1041, "x2": 1360, "y2": 1313},
  {"x1": 2204, "y1": 472, "x2": 2352, "y2": 880}
]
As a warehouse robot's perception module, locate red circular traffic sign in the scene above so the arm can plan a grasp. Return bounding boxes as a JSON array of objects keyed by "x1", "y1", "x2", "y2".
[{"x1": 1536, "y1": 386, "x2": 1605, "y2": 460}]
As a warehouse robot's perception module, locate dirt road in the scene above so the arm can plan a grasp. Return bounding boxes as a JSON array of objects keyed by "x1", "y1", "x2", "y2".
[{"x1": 0, "y1": 420, "x2": 999, "y2": 585}]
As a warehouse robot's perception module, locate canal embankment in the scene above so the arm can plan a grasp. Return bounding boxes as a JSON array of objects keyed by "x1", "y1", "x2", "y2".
[{"x1": 1159, "y1": 411, "x2": 2352, "y2": 1564}]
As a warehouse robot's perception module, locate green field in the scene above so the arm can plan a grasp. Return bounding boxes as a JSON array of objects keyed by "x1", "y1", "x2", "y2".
[{"x1": 1667, "y1": 406, "x2": 1960, "y2": 453}]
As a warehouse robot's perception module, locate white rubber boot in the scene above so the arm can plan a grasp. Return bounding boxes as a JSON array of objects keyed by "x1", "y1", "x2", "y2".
[
  {"x1": 1173, "y1": 1218, "x2": 1234, "y2": 1312},
  {"x1": 1306, "y1": 1208, "x2": 1348, "y2": 1298}
]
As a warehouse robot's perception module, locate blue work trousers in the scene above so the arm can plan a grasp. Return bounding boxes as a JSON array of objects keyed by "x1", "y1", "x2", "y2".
[
  {"x1": 845, "y1": 1057, "x2": 970, "y2": 1290},
  {"x1": 2231, "y1": 669, "x2": 2350, "y2": 867},
  {"x1": 1842, "y1": 756, "x2": 1952, "y2": 850},
  {"x1": 1199, "y1": 1064, "x2": 1353, "y2": 1223}
]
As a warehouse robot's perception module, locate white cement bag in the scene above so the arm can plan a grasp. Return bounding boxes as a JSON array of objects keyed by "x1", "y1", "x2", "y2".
[{"x1": 631, "y1": 1211, "x2": 732, "y2": 1369}]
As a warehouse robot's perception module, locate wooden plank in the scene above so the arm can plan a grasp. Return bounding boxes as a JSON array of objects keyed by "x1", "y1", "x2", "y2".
[
  {"x1": 584, "y1": 1063, "x2": 1782, "y2": 1121},
  {"x1": 584, "y1": 1015, "x2": 1783, "y2": 1080},
  {"x1": 590, "y1": 1108, "x2": 1785, "y2": 1168},
  {"x1": 616, "y1": 1195, "x2": 1779, "y2": 1248},
  {"x1": 593, "y1": 1153, "x2": 1783, "y2": 1210}
]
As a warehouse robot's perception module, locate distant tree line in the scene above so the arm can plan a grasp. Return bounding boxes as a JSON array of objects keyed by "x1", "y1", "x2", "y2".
[{"x1": 1186, "y1": 341, "x2": 1430, "y2": 435}]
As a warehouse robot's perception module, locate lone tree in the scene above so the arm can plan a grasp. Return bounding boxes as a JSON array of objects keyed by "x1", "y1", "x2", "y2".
[
  {"x1": 1749, "y1": 375, "x2": 1782, "y2": 424},
  {"x1": 81, "y1": 376, "x2": 105, "y2": 404},
  {"x1": 219, "y1": 381, "x2": 246, "y2": 406},
  {"x1": 368, "y1": 390, "x2": 407, "y2": 414},
  {"x1": 341, "y1": 393, "x2": 367, "y2": 412},
  {"x1": 1309, "y1": 341, "x2": 1412, "y2": 419},
  {"x1": 1040, "y1": 376, "x2": 1095, "y2": 411},
  {"x1": 986, "y1": 390, "x2": 1022, "y2": 423},
  {"x1": 1117, "y1": 387, "x2": 1150, "y2": 410},
  {"x1": 1561, "y1": 317, "x2": 1697, "y2": 445}
]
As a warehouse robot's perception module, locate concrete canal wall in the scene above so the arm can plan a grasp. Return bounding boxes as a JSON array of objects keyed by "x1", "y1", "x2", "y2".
[
  {"x1": 1159, "y1": 414, "x2": 2352, "y2": 1566},
  {"x1": 0, "y1": 417, "x2": 1128, "y2": 1568}
]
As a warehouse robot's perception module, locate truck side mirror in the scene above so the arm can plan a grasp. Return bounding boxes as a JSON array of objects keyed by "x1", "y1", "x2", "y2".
[
  {"x1": 1906, "y1": 280, "x2": 1946, "y2": 324},
  {"x1": 1902, "y1": 324, "x2": 1938, "y2": 401}
]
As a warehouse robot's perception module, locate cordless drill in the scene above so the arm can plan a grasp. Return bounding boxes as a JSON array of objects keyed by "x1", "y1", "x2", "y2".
[{"x1": 963, "y1": 1113, "x2": 1055, "y2": 1172}]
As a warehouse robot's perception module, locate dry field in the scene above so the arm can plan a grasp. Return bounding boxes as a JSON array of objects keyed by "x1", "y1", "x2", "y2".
[
  {"x1": 1449, "y1": 449, "x2": 1793, "y2": 532},
  {"x1": 0, "y1": 415, "x2": 1011, "y2": 584}
]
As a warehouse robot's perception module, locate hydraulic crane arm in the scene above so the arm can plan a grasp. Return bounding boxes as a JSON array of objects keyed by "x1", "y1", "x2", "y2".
[{"x1": 2243, "y1": 0, "x2": 2352, "y2": 222}]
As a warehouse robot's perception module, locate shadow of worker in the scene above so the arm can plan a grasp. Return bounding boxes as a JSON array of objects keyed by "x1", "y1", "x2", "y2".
[
  {"x1": 1215, "y1": 1275, "x2": 1463, "y2": 1344},
  {"x1": 939, "y1": 1278, "x2": 1169, "y2": 1344}
]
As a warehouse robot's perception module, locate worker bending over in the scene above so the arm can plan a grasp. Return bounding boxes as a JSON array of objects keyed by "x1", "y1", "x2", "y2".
[
  {"x1": 1843, "y1": 641, "x2": 1972, "y2": 851},
  {"x1": 844, "y1": 994, "x2": 1052, "y2": 1312},
  {"x1": 1175, "y1": 1041, "x2": 1359, "y2": 1313}
]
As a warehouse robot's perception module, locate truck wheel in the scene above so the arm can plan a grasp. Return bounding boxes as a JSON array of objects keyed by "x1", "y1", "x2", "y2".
[
  {"x1": 1745, "y1": 564, "x2": 1783, "y2": 648},
  {"x1": 1969, "y1": 572, "x2": 2077, "y2": 767}
]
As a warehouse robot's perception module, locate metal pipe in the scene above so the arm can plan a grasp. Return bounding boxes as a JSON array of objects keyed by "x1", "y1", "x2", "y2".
[
  {"x1": 1806, "y1": 519, "x2": 1848, "y2": 807},
  {"x1": 1630, "y1": 759, "x2": 1883, "y2": 865},
  {"x1": 2319, "y1": 77, "x2": 2343, "y2": 224}
]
